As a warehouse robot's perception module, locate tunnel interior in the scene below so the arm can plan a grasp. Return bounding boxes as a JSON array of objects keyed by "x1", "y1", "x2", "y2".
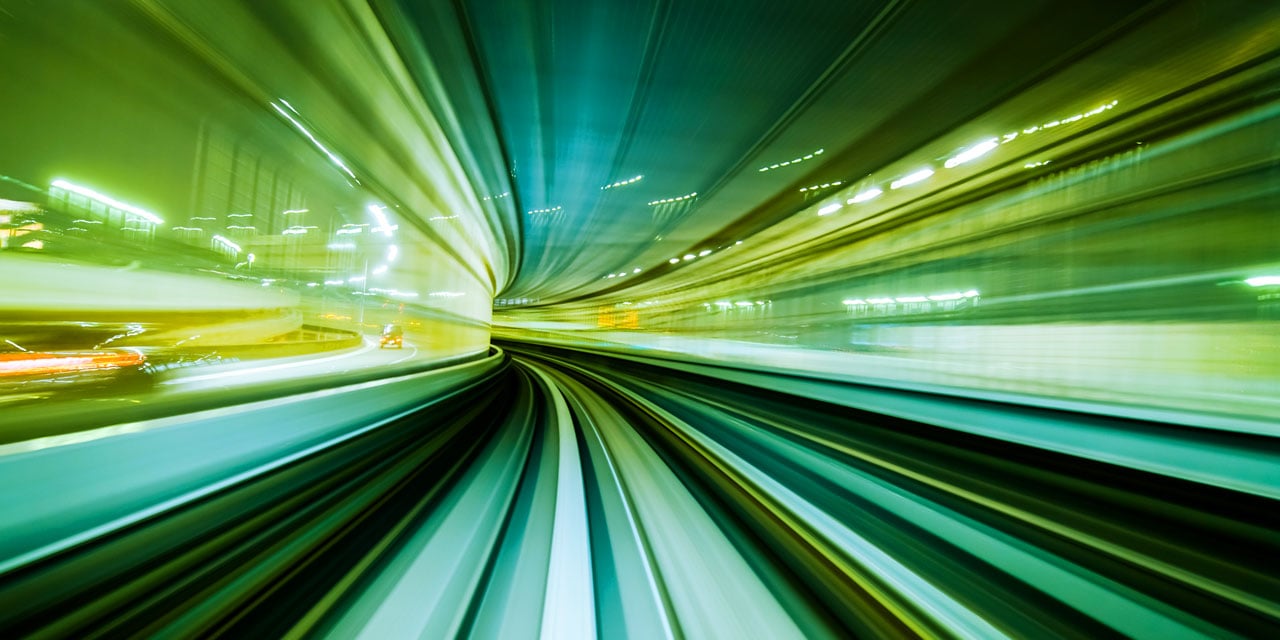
[{"x1": 0, "y1": 0, "x2": 1278, "y2": 637}]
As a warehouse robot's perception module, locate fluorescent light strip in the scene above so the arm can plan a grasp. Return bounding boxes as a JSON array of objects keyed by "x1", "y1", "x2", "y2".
[
  {"x1": 602, "y1": 175, "x2": 643, "y2": 190},
  {"x1": 648, "y1": 192, "x2": 697, "y2": 206},
  {"x1": 890, "y1": 168, "x2": 934, "y2": 189},
  {"x1": 848, "y1": 188, "x2": 883, "y2": 204},
  {"x1": 944, "y1": 138, "x2": 999, "y2": 169},
  {"x1": 759, "y1": 148, "x2": 824, "y2": 173},
  {"x1": 51, "y1": 179, "x2": 163, "y2": 225},
  {"x1": 799, "y1": 181, "x2": 843, "y2": 193}
]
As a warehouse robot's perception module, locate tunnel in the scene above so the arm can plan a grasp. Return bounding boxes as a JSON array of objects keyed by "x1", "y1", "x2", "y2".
[{"x1": 0, "y1": 0, "x2": 1278, "y2": 637}]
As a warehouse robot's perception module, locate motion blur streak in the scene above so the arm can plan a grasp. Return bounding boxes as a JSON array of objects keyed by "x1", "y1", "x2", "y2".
[
  {"x1": 0, "y1": 0, "x2": 1277, "y2": 638},
  {"x1": 1, "y1": 348, "x2": 1276, "y2": 637}
]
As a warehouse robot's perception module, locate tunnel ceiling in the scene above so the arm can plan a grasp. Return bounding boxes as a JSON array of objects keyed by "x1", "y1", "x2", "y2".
[{"x1": 394, "y1": 0, "x2": 1160, "y2": 305}]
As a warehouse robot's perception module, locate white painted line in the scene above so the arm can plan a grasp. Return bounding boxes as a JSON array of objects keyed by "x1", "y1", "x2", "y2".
[
  {"x1": 390, "y1": 346, "x2": 420, "y2": 365},
  {"x1": 162, "y1": 337, "x2": 378, "y2": 385}
]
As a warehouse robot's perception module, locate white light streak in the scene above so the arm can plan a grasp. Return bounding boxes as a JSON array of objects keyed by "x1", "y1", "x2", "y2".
[
  {"x1": 944, "y1": 138, "x2": 999, "y2": 169},
  {"x1": 387, "y1": 245, "x2": 399, "y2": 262},
  {"x1": 890, "y1": 168, "x2": 934, "y2": 190},
  {"x1": 799, "y1": 181, "x2": 843, "y2": 193},
  {"x1": 848, "y1": 188, "x2": 883, "y2": 204},
  {"x1": 602, "y1": 175, "x2": 643, "y2": 190},
  {"x1": 51, "y1": 179, "x2": 163, "y2": 225},
  {"x1": 1246, "y1": 275, "x2": 1280, "y2": 287},
  {"x1": 648, "y1": 192, "x2": 697, "y2": 206},
  {"x1": 818, "y1": 202, "x2": 842, "y2": 216},
  {"x1": 759, "y1": 148, "x2": 824, "y2": 173},
  {"x1": 271, "y1": 102, "x2": 357, "y2": 182}
]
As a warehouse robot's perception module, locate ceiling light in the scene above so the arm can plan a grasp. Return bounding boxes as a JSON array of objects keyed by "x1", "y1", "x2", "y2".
[
  {"x1": 648, "y1": 192, "x2": 697, "y2": 206},
  {"x1": 848, "y1": 188, "x2": 883, "y2": 204},
  {"x1": 799, "y1": 180, "x2": 843, "y2": 193},
  {"x1": 758, "y1": 148, "x2": 824, "y2": 173},
  {"x1": 602, "y1": 175, "x2": 644, "y2": 190},
  {"x1": 52, "y1": 179, "x2": 164, "y2": 225},
  {"x1": 944, "y1": 138, "x2": 999, "y2": 169},
  {"x1": 890, "y1": 168, "x2": 934, "y2": 189}
]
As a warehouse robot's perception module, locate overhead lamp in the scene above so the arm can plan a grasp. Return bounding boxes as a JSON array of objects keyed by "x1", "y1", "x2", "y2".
[
  {"x1": 648, "y1": 192, "x2": 697, "y2": 206},
  {"x1": 848, "y1": 188, "x2": 883, "y2": 204},
  {"x1": 602, "y1": 175, "x2": 643, "y2": 190},
  {"x1": 890, "y1": 168, "x2": 934, "y2": 190},
  {"x1": 944, "y1": 138, "x2": 999, "y2": 169},
  {"x1": 51, "y1": 179, "x2": 164, "y2": 225},
  {"x1": 758, "y1": 148, "x2": 823, "y2": 173}
]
